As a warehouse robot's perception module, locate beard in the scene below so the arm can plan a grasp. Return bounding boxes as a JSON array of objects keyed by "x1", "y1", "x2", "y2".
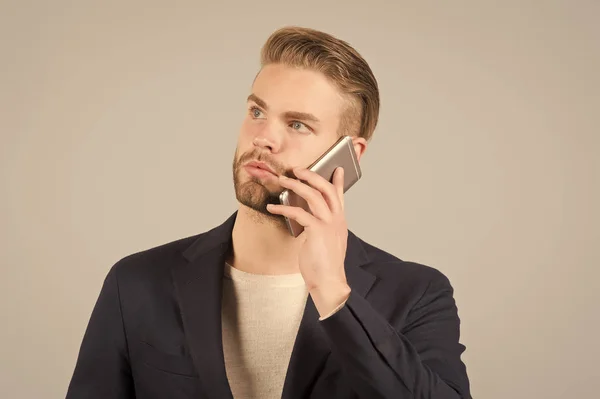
[{"x1": 232, "y1": 147, "x2": 292, "y2": 218}]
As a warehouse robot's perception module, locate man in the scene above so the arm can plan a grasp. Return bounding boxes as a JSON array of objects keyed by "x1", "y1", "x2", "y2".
[{"x1": 66, "y1": 26, "x2": 471, "y2": 399}]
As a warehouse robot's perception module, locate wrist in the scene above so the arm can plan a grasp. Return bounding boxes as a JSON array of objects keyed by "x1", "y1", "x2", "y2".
[{"x1": 309, "y1": 282, "x2": 351, "y2": 318}]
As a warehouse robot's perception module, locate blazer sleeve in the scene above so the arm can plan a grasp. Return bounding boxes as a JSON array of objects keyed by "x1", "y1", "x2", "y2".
[
  {"x1": 319, "y1": 270, "x2": 471, "y2": 398},
  {"x1": 66, "y1": 263, "x2": 135, "y2": 398}
]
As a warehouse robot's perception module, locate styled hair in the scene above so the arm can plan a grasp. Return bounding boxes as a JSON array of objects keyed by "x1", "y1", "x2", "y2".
[{"x1": 260, "y1": 26, "x2": 380, "y2": 141}]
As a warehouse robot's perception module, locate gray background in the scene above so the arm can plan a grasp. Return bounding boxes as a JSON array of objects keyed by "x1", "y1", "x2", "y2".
[{"x1": 1, "y1": 0, "x2": 598, "y2": 397}]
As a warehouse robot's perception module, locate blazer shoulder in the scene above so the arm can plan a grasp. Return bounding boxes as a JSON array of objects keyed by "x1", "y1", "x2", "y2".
[
  {"x1": 357, "y1": 236, "x2": 452, "y2": 288},
  {"x1": 108, "y1": 232, "x2": 203, "y2": 282}
]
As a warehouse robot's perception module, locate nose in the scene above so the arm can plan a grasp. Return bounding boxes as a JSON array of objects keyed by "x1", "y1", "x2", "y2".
[{"x1": 253, "y1": 125, "x2": 282, "y2": 153}]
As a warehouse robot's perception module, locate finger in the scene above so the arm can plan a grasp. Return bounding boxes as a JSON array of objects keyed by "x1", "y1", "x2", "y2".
[
  {"x1": 333, "y1": 167, "x2": 345, "y2": 211},
  {"x1": 292, "y1": 168, "x2": 343, "y2": 214},
  {"x1": 266, "y1": 204, "x2": 318, "y2": 228},
  {"x1": 278, "y1": 175, "x2": 331, "y2": 219}
]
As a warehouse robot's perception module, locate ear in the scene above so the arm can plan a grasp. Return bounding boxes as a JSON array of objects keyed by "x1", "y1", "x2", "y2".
[{"x1": 351, "y1": 136, "x2": 368, "y2": 162}]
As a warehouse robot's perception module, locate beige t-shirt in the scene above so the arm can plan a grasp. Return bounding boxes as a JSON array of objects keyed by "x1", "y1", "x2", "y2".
[{"x1": 221, "y1": 263, "x2": 308, "y2": 399}]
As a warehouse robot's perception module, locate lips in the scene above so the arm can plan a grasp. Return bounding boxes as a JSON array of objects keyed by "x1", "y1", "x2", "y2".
[{"x1": 244, "y1": 160, "x2": 277, "y2": 176}]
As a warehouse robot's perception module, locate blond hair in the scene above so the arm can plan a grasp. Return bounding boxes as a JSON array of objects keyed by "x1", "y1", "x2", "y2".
[{"x1": 260, "y1": 26, "x2": 380, "y2": 141}]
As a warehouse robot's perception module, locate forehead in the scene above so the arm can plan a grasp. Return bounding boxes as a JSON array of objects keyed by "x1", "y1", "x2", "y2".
[{"x1": 251, "y1": 64, "x2": 345, "y2": 121}]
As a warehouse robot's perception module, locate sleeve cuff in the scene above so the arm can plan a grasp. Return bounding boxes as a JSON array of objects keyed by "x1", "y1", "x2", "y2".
[{"x1": 318, "y1": 297, "x2": 349, "y2": 321}]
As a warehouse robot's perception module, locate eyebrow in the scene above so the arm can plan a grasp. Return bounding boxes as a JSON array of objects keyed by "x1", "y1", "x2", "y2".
[
  {"x1": 247, "y1": 94, "x2": 268, "y2": 110},
  {"x1": 247, "y1": 93, "x2": 321, "y2": 124}
]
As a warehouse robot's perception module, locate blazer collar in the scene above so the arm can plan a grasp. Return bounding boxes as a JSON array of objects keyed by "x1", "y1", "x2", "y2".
[{"x1": 172, "y1": 211, "x2": 376, "y2": 399}]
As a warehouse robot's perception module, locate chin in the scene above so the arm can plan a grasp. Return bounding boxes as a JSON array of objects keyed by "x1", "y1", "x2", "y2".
[{"x1": 235, "y1": 181, "x2": 273, "y2": 208}]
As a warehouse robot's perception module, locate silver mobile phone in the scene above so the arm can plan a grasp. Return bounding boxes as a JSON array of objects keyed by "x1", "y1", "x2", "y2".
[{"x1": 279, "y1": 135, "x2": 362, "y2": 237}]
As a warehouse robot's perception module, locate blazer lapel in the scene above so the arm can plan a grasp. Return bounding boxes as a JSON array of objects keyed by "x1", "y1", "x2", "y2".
[
  {"x1": 281, "y1": 231, "x2": 377, "y2": 399},
  {"x1": 171, "y1": 213, "x2": 237, "y2": 399}
]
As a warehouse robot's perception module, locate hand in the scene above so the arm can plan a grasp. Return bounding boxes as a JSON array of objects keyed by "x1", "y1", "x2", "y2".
[{"x1": 266, "y1": 167, "x2": 351, "y2": 317}]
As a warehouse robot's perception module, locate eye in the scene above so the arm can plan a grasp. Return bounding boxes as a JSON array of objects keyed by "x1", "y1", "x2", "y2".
[
  {"x1": 290, "y1": 121, "x2": 311, "y2": 133},
  {"x1": 249, "y1": 106, "x2": 265, "y2": 119}
]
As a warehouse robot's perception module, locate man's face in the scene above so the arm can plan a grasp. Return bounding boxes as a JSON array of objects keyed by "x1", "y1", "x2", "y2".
[{"x1": 232, "y1": 63, "x2": 350, "y2": 217}]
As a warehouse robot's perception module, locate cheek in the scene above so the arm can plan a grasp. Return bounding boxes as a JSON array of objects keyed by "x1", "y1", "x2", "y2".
[
  {"x1": 240, "y1": 117, "x2": 263, "y2": 138},
  {"x1": 283, "y1": 142, "x2": 319, "y2": 169},
  {"x1": 290, "y1": 140, "x2": 336, "y2": 169},
  {"x1": 237, "y1": 118, "x2": 257, "y2": 149}
]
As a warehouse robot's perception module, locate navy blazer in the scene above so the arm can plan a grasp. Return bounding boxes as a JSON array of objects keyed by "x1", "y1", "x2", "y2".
[{"x1": 66, "y1": 212, "x2": 471, "y2": 398}]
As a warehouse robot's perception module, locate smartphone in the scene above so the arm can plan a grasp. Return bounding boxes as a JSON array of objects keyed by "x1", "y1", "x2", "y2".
[{"x1": 279, "y1": 135, "x2": 362, "y2": 237}]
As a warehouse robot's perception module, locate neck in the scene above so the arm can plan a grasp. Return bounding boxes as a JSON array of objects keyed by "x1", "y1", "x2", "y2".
[{"x1": 229, "y1": 204, "x2": 303, "y2": 275}]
